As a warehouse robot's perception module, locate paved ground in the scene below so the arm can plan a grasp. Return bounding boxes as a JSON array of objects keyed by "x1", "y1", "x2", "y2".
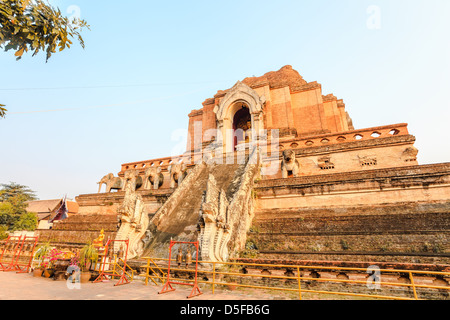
[
  {"x1": 0, "y1": 271, "x2": 286, "y2": 301},
  {"x1": 1, "y1": 271, "x2": 438, "y2": 320}
]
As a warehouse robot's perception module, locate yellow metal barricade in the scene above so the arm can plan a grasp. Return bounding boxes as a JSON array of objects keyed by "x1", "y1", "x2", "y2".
[{"x1": 140, "y1": 257, "x2": 450, "y2": 300}]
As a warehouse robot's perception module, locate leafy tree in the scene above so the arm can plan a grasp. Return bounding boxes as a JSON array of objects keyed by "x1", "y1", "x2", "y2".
[
  {"x1": 0, "y1": 202, "x2": 19, "y2": 228},
  {"x1": 0, "y1": 182, "x2": 38, "y2": 232},
  {"x1": 0, "y1": 0, "x2": 90, "y2": 117},
  {"x1": 0, "y1": 225, "x2": 8, "y2": 240},
  {"x1": 0, "y1": 182, "x2": 37, "y2": 202},
  {"x1": 12, "y1": 211, "x2": 37, "y2": 231},
  {"x1": 0, "y1": 0, "x2": 89, "y2": 61}
]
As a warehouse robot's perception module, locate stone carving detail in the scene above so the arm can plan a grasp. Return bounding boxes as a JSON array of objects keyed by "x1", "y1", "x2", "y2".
[
  {"x1": 358, "y1": 155, "x2": 378, "y2": 167},
  {"x1": 143, "y1": 166, "x2": 164, "y2": 190},
  {"x1": 97, "y1": 173, "x2": 124, "y2": 193},
  {"x1": 402, "y1": 147, "x2": 419, "y2": 162},
  {"x1": 115, "y1": 170, "x2": 149, "y2": 259},
  {"x1": 281, "y1": 149, "x2": 300, "y2": 178},
  {"x1": 213, "y1": 81, "x2": 266, "y2": 153},
  {"x1": 168, "y1": 162, "x2": 188, "y2": 188},
  {"x1": 197, "y1": 147, "x2": 260, "y2": 262},
  {"x1": 97, "y1": 170, "x2": 144, "y2": 193},
  {"x1": 214, "y1": 81, "x2": 266, "y2": 121},
  {"x1": 197, "y1": 174, "x2": 231, "y2": 262},
  {"x1": 318, "y1": 156, "x2": 335, "y2": 170}
]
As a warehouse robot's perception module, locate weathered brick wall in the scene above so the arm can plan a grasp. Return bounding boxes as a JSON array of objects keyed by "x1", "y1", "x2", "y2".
[
  {"x1": 36, "y1": 214, "x2": 118, "y2": 247},
  {"x1": 76, "y1": 189, "x2": 172, "y2": 215},
  {"x1": 255, "y1": 163, "x2": 450, "y2": 209},
  {"x1": 254, "y1": 210, "x2": 450, "y2": 235},
  {"x1": 250, "y1": 164, "x2": 450, "y2": 265},
  {"x1": 36, "y1": 230, "x2": 117, "y2": 247},
  {"x1": 250, "y1": 214, "x2": 450, "y2": 262}
]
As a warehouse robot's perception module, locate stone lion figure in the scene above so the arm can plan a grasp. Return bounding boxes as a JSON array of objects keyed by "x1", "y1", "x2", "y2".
[
  {"x1": 143, "y1": 166, "x2": 164, "y2": 190},
  {"x1": 168, "y1": 162, "x2": 188, "y2": 188},
  {"x1": 281, "y1": 149, "x2": 300, "y2": 178},
  {"x1": 97, "y1": 173, "x2": 124, "y2": 193}
]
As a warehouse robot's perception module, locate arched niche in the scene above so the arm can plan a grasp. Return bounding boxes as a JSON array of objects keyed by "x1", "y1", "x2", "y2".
[{"x1": 213, "y1": 81, "x2": 266, "y2": 153}]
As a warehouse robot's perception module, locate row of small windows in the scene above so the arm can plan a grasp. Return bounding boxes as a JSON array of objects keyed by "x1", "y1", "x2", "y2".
[
  {"x1": 281, "y1": 129, "x2": 400, "y2": 149},
  {"x1": 125, "y1": 159, "x2": 178, "y2": 170}
]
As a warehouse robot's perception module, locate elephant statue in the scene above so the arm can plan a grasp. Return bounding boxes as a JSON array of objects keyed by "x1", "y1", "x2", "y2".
[
  {"x1": 123, "y1": 170, "x2": 143, "y2": 191},
  {"x1": 143, "y1": 166, "x2": 164, "y2": 190},
  {"x1": 168, "y1": 162, "x2": 188, "y2": 189},
  {"x1": 97, "y1": 173, "x2": 124, "y2": 193}
]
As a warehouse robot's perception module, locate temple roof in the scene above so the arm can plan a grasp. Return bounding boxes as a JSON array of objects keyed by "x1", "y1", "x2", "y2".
[{"x1": 26, "y1": 199, "x2": 79, "y2": 220}]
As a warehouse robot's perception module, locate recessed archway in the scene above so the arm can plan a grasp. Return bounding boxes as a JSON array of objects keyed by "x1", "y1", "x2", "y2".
[
  {"x1": 232, "y1": 104, "x2": 252, "y2": 150},
  {"x1": 214, "y1": 81, "x2": 266, "y2": 153}
]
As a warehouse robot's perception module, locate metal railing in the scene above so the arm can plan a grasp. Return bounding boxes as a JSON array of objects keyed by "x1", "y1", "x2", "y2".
[{"x1": 139, "y1": 257, "x2": 450, "y2": 300}]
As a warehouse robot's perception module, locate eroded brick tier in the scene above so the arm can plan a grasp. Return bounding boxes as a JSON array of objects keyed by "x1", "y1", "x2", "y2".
[
  {"x1": 36, "y1": 214, "x2": 118, "y2": 248},
  {"x1": 251, "y1": 163, "x2": 450, "y2": 264}
]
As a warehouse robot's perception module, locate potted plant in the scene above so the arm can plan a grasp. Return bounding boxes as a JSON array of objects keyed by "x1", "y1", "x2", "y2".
[
  {"x1": 33, "y1": 242, "x2": 52, "y2": 277},
  {"x1": 34, "y1": 242, "x2": 51, "y2": 262},
  {"x1": 33, "y1": 262, "x2": 46, "y2": 277},
  {"x1": 43, "y1": 267, "x2": 54, "y2": 278},
  {"x1": 79, "y1": 242, "x2": 99, "y2": 283}
]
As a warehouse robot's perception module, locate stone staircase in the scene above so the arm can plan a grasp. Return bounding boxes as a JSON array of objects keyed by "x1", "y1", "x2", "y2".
[
  {"x1": 143, "y1": 147, "x2": 260, "y2": 261},
  {"x1": 36, "y1": 214, "x2": 118, "y2": 248}
]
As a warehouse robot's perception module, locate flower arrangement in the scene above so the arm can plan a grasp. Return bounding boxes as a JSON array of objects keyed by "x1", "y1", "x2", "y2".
[
  {"x1": 69, "y1": 254, "x2": 79, "y2": 267},
  {"x1": 68, "y1": 254, "x2": 80, "y2": 271},
  {"x1": 47, "y1": 248, "x2": 63, "y2": 269}
]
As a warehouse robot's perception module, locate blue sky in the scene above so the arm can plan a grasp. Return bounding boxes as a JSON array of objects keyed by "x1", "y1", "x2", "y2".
[{"x1": 1, "y1": 0, "x2": 449, "y2": 200}]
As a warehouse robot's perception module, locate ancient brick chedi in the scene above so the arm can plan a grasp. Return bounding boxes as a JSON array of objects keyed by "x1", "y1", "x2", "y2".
[{"x1": 40, "y1": 65, "x2": 449, "y2": 265}]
